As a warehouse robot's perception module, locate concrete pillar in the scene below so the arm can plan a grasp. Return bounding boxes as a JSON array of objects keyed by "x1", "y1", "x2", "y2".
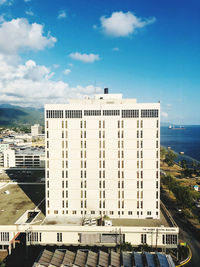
[{"x1": 8, "y1": 244, "x2": 11, "y2": 255}]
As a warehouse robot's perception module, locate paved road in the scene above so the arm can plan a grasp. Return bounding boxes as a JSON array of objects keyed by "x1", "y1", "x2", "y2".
[
  {"x1": 161, "y1": 194, "x2": 200, "y2": 266},
  {"x1": 173, "y1": 213, "x2": 200, "y2": 267}
]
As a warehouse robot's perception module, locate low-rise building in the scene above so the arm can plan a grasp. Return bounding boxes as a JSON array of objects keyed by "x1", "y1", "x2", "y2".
[{"x1": 0, "y1": 147, "x2": 45, "y2": 168}]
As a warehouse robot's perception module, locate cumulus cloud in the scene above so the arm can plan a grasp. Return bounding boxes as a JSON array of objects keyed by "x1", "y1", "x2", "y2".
[
  {"x1": 57, "y1": 10, "x2": 67, "y2": 19},
  {"x1": 63, "y1": 68, "x2": 71, "y2": 75},
  {"x1": 100, "y1": 11, "x2": 156, "y2": 37},
  {"x1": 69, "y1": 52, "x2": 100, "y2": 63},
  {"x1": 0, "y1": 18, "x2": 56, "y2": 55},
  {"x1": 0, "y1": 57, "x2": 102, "y2": 107}
]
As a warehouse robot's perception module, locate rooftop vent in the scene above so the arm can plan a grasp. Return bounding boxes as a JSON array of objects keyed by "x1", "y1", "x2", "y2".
[{"x1": 104, "y1": 88, "x2": 108, "y2": 94}]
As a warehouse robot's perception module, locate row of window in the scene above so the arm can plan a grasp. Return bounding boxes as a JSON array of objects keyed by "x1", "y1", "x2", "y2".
[
  {"x1": 47, "y1": 170, "x2": 159, "y2": 180},
  {"x1": 25, "y1": 232, "x2": 177, "y2": 245},
  {"x1": 0, "y1": 232, "x2": 9, "y2": 242},
  {"x1": 48, "y1": 210, "x2": 158, "y2": 217},
  {"x1": 27, "y1": 232, "x2": 42, "y2": 242},
  {"x1": 46, "y1": 109, "x2": 159, "y2": 118}
]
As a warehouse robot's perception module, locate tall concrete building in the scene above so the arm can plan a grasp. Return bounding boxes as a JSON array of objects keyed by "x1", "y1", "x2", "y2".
[{"x1": 45, "y1": 90, "x2": 160, "y2": 219}]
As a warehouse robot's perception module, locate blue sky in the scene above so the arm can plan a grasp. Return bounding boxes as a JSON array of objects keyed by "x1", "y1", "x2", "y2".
[{"x1": 0, "y1": 0, "x2": 200, "y2": 124}]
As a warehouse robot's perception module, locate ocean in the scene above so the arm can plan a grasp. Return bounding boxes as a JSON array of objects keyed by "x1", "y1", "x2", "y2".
[{"x1": 160, "y1": 125, "x2": 200, "y2": 163}]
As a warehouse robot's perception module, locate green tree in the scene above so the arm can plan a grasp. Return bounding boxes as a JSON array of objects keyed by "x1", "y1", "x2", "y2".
[
  {"x1": 164, "y1": 150, "x2": 177, "y2": 166},
  {"x1": 180, "y1": 160, "x2": 187, "y2": 169},
  {"x1": 160, "y1": 147, "x2": 167, "y2": 160}
]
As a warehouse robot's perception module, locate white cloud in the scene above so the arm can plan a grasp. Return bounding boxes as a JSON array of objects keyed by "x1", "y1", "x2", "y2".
[
  {"x1": 57, "y1": 10, "x2": 67, "y2": 19},
  {"x1": 25, "y1": 10, "x2": 34, "y2": 16},
  {"x1": 69, "y1": 52, "x2": 100, "y2": 63},
  {"x1": 0, "y1": 18, "x2": 56, "y2": 55},
  {"x1": 0, "y1": 0, "x2": 6, "y2": 5},
  {"x1": 112, "y1": 47, "x2": 119, "y2": 51},
  {"x1": 0, "y1": 57, "x2": 102, "y2": 107},
  {"x1": 100, "y1": 11, "x2": 156, "y2": 37},
  {"x1": 63, "y1": 68, "x2": 71, "y2": 75},
  {"x1": 161, "y1": 112, "x2": 168, "y2": 118}
]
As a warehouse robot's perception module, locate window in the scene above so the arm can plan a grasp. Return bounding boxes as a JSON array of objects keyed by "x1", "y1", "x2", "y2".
[
  {"x1": 122, "y1": 110, "x2": 139, "y2": 118},
  {"x1": 103, "y1": 110, "x2": 120, "y2": 116},
  {"x1": 65, "y1": 110, "x2": 82, "y2": 118},
  {"x1": 84, "y1": 110, "x2": 101, "y2": 116},
  {"x1": 156, "y1": 201, "x2": 158, "y2": 209},
  {"x1": 137, "y1": 161, "x2": 139, "y2": 168},
  {"x1": 141, "y1": 234, "x2": 146, "y2": 244},
  {"x1": 128, "y1": 211, "x2": 132, "y2": 215},
  {"x1": 163, "y1": 234, "x2": 178, "y2": 245},
  {"x1": 57, "y1": 233, "x2": 62, "y2": 242},
  {"x1": 0, "y1": 232, "x2": 9, "y2": 242},
  {"x1": 141, "y1": 109, "x2": 158, "y2": 118}
]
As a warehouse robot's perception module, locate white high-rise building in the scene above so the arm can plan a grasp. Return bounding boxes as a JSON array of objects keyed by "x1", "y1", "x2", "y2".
[
  {"x1": 45, "y1": 90, "x2": 160, "y2": 219},
  {"x1": 31, "y1": 124, "x2": 43, "y2": 137}
]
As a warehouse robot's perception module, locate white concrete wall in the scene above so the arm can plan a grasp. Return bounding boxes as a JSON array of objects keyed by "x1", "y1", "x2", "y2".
[{"x1": 45, "y1": 95, "x2": 160, "y2": 219}]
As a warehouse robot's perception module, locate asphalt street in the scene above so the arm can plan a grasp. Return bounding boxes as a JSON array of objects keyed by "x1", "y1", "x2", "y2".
[{"x1": 161, "y1": 193, "x2": 200, "y2": 267}]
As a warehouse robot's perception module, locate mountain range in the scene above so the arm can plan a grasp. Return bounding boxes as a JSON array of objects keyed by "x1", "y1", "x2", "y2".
[{"x1": 0, "y1": 104, "x2": 44, "y2": 126}]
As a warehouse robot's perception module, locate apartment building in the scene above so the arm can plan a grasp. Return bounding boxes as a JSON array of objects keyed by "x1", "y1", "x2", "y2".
[{"x1": 45, "y1": 90, "x2": 160, "y2": 219}]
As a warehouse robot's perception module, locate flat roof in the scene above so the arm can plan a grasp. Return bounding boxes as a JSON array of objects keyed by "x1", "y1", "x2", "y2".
[
  {"x1": 0, "y1": 183, "x2": 45, "y2": 225},
  {"x1": 0, "y1": 182, "x2": 173, "y2": 228}
]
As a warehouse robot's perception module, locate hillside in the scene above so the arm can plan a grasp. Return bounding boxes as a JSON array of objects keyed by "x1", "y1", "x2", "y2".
[{"x1": 0, "y1": 105, "x2": 44, "y2": 126}]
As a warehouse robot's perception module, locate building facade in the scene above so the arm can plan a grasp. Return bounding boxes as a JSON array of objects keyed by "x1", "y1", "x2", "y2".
[
  {"x1": 1, "y1": 148, "x2": 45, "y2": 168},
  {"x1": 45, "y1": 91, "x2": 160, "y2": 219},
  {"x1": 31, "y1": 124, "x2": 43, "y2": 137}
]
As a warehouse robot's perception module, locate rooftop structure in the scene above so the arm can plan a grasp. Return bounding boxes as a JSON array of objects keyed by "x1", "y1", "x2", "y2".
[{"x1": 33, "y1": 249, "x2": 175, "y2": 267}]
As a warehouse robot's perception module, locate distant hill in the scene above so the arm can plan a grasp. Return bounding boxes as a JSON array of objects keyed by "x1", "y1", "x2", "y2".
[{"x1": 0, "y1": 104, "x2": 44, "y2": 126}]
